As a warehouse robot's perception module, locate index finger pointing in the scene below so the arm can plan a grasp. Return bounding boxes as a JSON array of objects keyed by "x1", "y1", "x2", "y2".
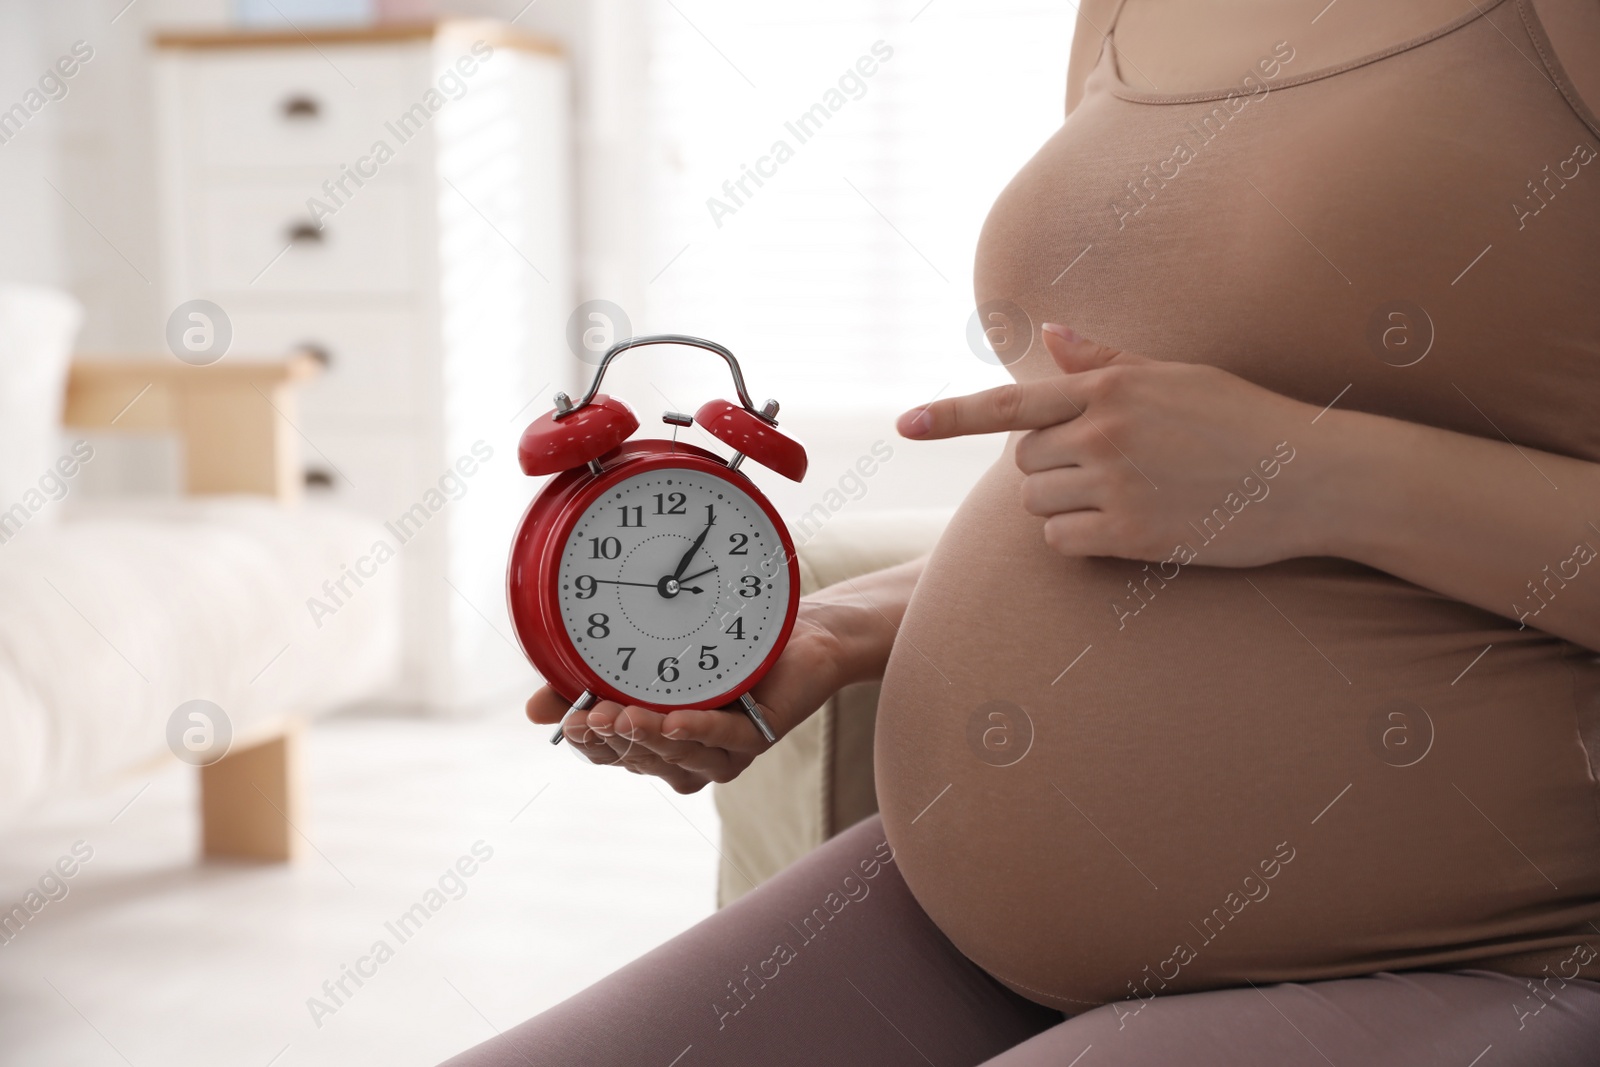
[{"x1": 898, "y1": 379, "x2": 1085, "y2": 440}]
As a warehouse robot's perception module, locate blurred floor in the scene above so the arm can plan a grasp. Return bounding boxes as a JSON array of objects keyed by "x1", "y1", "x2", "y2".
[{"x1": 0, "y1": 704, "x2": 721, "y2": 1066}]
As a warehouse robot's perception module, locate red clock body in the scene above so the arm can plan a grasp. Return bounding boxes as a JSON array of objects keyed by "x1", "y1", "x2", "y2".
[{"x1": 507, "y1": 440, "x2": 801, "y2": 714}]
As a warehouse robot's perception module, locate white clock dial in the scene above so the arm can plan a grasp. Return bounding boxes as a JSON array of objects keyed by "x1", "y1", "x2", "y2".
[{"x1": 556, "y1": 468, "x2": 790, "y2": 706}]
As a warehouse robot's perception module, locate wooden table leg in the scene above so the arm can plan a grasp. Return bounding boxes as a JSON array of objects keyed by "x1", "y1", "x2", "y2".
[{"x1": 199, "y1": 719, "x2": 304, "y2": 863}]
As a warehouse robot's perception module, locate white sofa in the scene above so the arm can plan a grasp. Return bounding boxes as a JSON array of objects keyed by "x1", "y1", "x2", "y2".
[{"x1": 0, "y1": 283, "x2": 401, "y2": 860}]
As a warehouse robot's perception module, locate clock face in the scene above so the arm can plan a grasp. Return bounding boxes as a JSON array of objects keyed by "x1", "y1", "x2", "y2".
[{"x1": 555, "y1": 467, "x2": 791, "y2": 706}]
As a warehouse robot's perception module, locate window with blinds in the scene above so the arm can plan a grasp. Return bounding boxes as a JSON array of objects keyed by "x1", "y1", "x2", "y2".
[{"x1": 640, "y1": 1, "x2": 1078, "y2": 414}]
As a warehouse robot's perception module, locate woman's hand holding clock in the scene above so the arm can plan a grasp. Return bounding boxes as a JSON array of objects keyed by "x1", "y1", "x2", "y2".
[
  {"x1": 525, "y1": 603, "x2": 848, "y2": 793},
  {"x1": 524, "y1": 556, "x2": 924, "y2": 793}
]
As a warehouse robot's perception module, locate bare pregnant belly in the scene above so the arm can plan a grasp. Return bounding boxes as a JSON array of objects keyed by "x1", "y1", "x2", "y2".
[{"x1": 874, "y1": 455, "x2": 1600, "y2": 1011}]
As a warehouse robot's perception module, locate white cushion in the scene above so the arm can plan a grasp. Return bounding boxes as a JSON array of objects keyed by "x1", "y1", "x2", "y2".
[
  {"x1": 0, "y1": 497, "x2": 402, "y2": 819},
  {"x1": 0, "y1": 284, "x2": 82, "y2": 535}
]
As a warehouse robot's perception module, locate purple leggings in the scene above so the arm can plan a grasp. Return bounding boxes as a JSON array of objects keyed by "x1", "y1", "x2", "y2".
[{"x1": 440, "y1": 816, "x2": 1600, "y2": 1066}]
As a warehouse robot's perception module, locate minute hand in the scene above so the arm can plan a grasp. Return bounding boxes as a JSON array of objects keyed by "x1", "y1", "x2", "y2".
[{"x1": 671, "y1": 519, "x2": 713, "y2": 581}]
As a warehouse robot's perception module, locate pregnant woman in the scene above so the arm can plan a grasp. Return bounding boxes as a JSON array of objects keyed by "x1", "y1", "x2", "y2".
[{"x1": 447, "y1": 0, "x2": 1600, "y2": 1062}]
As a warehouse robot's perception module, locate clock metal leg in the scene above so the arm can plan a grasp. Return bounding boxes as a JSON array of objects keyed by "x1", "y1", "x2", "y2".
[
  {"x1": 738, "y1": 693, "x2": 777, "y2": 744},
  {"x1": 550, "y1": 690, "x2": 596, "y2": 745}
]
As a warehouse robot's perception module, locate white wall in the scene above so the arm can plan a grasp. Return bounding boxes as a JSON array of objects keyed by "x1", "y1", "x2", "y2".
[
  {"x1": 0, "y1": 0, "x2": 232, "y2": 348},
  {"x1": 0, "y1": 0, "x2": 69, "y2": 289}
]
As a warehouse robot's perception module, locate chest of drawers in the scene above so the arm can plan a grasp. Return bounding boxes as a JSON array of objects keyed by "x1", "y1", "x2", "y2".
[{"x1": 155, "y1": 21, "x2": 573, "y2": 711}]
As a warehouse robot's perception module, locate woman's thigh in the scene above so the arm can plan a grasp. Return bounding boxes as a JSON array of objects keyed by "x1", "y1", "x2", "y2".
[
  {"x1": 981, "y1": 969, "x2": 1600, "y2": 1066},
  {"x1": 439, "y1": 814, "x2": 1060, "y2": 1067}
]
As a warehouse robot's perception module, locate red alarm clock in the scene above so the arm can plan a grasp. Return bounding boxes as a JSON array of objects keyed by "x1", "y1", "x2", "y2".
[{"x1": 508, "y1": 335, "x2": 807, "y2": 746}]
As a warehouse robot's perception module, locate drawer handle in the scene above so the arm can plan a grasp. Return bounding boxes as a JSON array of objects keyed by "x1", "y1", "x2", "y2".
[
  {"x1": 286, "y1": 221, "x2": 325, "y2": 245},
  {"x1": 298, "y1": 342, "x2": 332, "y2": 367},
  {"x1": 304, "y1": 469, "x2": 334, "y2": 489},
  {"x1": 281, "y1": 94, "x2": 322, "y2": 120}
]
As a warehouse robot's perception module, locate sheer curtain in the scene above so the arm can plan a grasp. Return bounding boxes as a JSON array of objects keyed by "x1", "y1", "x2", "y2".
[{"x1": 633, "y1": 0, "x2": 1078, "y2": 418}]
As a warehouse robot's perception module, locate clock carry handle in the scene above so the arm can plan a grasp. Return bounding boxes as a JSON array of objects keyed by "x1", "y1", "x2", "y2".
[
  {"x1": 548, "y1": 335, "x2": 808, "y2": 482},
  {"x1": 558, "y1": 334, "x2": 765, "y2": 416}
]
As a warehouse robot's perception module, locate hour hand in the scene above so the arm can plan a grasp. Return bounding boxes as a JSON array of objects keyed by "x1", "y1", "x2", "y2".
[{"x1": 671, "y1": 519, "x2": 714, "y2": 581}]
